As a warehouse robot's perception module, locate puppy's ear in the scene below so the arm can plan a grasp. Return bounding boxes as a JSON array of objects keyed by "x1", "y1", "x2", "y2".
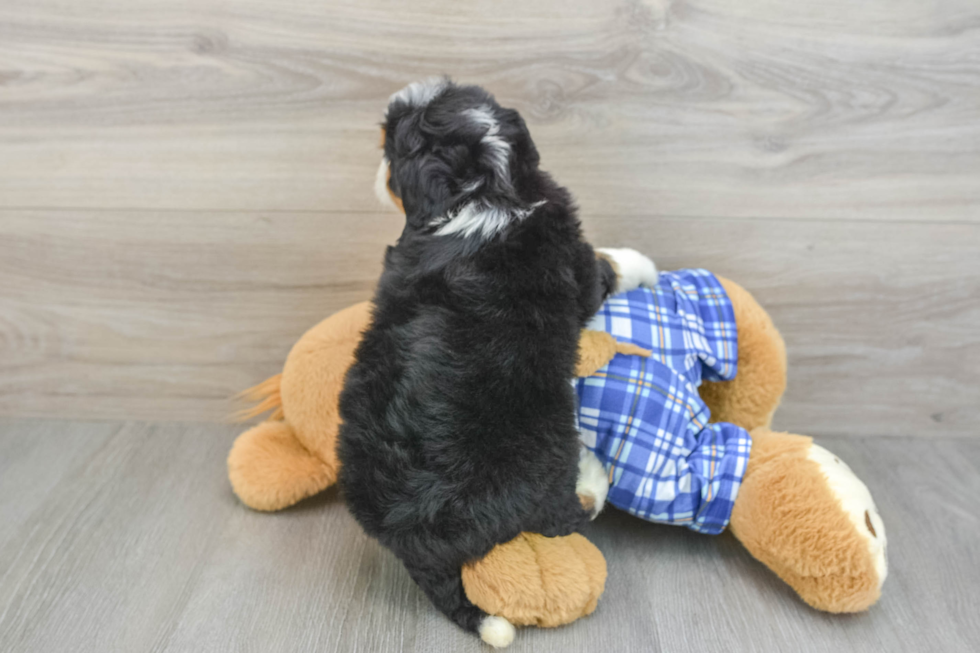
[
  {"x1": 385, "y1": 85, "x2": 537, "y2": 229},
  {"x1": 386, "y1": 140, "x2": 463, "y2": 227},
  {"x1": 494, "y1": 107, "x2": 540, "y2": 196}
]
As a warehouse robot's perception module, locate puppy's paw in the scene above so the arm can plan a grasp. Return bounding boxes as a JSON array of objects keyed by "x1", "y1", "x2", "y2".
[
  {"x1": 479, "y1": 615, "x2": 516, "y2": 648},
  {"x1": 597, "y1": 247, "x2": 658, "y2": 293},
  {"x1": 576, "y1": 449, "x2": 609, "y2": 520}
]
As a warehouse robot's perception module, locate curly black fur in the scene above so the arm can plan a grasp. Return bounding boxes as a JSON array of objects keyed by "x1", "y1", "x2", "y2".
[{"x1": 338, "y1": 79, "x2": 617, "y2": 636}]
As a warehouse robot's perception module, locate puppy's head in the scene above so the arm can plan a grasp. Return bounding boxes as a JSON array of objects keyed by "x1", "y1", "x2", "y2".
[{"x1": 374, "y1": 78, "x2": 542, "y2": 239}]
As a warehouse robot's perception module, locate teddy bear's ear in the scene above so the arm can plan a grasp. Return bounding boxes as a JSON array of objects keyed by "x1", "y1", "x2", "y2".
[{"x1": 461, "y1": 532, "x2": 607, "y2": 628}]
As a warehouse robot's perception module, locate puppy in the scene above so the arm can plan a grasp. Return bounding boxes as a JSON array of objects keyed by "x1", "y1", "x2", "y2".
[{"x1": 338, "y1": 78, "x2": 657, "y2": 647}]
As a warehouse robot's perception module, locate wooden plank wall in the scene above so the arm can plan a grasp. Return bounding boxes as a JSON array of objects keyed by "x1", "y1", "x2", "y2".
[{"x1": 1, "y1": 0, "x2": 978, "y2": 436}]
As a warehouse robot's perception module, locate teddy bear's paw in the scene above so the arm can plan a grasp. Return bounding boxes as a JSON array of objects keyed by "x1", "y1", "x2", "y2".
[
  {"x1": 462, "y1": 532, "x2": 607, "y2": 628},
  {"x1": 808, "y1": 444, "x2": 888, "y2": 587},
  {"x1": 576, "y1": 448, "x2": 609, "y2": 519},
  {"x1": 479, "y1": 615, "x2": 516, "y2": 648},
  {"x1": 597, "y1": 247, "x2": 658, "y2": 293}
]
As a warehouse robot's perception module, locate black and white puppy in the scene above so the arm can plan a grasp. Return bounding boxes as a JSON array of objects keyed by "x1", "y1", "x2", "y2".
[{"x1": 338, "y1": 79, "x2": 656, "y2": 647}]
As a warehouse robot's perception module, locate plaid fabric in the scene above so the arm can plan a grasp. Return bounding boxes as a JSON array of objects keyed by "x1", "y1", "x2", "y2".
[{"x1": 575, "y1": 269, "x2": 752, "y2": 535}]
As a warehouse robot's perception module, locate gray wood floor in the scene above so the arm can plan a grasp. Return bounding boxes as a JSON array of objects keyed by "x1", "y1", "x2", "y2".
[{"x1": 0, "y1": 417, "x2": 978, "y2": 652}]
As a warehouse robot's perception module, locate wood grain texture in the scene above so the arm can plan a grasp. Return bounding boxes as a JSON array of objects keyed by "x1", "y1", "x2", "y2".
[
  {"x1": 0, "y1": 0, "x2": 978, "y2": 220},
  {"x1": 583, "y1": 217, "x2": 980, "y2": 438},
  {"x1": 1, "y1": 0, "x2": 978, "y2": 431},
  {"x1": 0, "y1": 417, "x2": 978, "y2": 652},
  {"x1": 3, "y1": 210, "x2": 977, "y2": 437},
  {"x1": 0, "y1": 209, "x2": 403, "y2": 422}
]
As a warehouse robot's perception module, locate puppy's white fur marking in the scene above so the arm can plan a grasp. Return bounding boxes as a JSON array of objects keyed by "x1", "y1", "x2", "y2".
[
  {"x1": 433, "y1": 200, "x2": 545, "y2": 240},
  {"x1": 479, "y1": 615, "x2": 516, "y2": 648},
  {"x1": 577, "y1": 448, "x2": 609, "y2": 519},
  {"x1": 433, "y1": 202, "x2": 511, "y2": 239},
  {"x1": 430, "y1": 104, "x2": 540, "y2": 240},
  {"x1": 464, "y1": 105, "x2": 511, "y2": 186},
  {"x1": 461, "y1": 178, "x2": 484, "y2": 193},
  {"x1": 597, "y1": 248, "x2": 659, "y2": 292},
  {"x1": 374, "y1": 156, "x2": 400, "y2": 211},
  {"x1": 388, "y1": 77, "x2": 447, "y2": 111}
]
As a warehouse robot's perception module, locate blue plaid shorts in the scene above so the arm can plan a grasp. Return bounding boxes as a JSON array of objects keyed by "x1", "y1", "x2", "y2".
[{"x1": 575, "y1": 269, "x2": 752, "y2": 534}]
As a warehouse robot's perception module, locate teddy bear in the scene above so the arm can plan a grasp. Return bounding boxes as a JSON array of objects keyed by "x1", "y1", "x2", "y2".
[{"x1": 227, "y1": 267, "x2": 887, "y2": 637}]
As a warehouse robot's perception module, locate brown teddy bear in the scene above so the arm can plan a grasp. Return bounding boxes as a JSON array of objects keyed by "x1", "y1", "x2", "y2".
[{"x1": 227, "y1": 272, "x2": 886, "y2": 637}]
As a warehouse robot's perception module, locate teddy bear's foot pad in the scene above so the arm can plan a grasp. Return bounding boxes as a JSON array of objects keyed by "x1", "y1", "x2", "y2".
[{"x1": 807, "y1": 443, "x2": 888, "y2": 585}]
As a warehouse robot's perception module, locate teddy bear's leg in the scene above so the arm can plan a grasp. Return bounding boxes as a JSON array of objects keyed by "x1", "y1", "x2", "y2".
[
  {"x1": 280, "y1": 301, "x2": 372, "y2": 466},
  {"x1": 729, "y1": 427, "x2": 887, "y2": 613},
  {"x1": 462, "y1": 532, "x2": 607, "y2": 628},
  {"x1": 699, "y1": 277, "x2": 787, "y2": 431},
  {"x1": 227, "y1": 420, "x2": 337, "y2": 511}
]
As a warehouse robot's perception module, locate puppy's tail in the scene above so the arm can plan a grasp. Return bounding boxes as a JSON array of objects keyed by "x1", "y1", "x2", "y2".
[
  {"x1": 403, "y1": 561, "x2": 515, "y2": 648},
  {"x1": 230, "y1": 373, "x2": 284, "y2": 422}
]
